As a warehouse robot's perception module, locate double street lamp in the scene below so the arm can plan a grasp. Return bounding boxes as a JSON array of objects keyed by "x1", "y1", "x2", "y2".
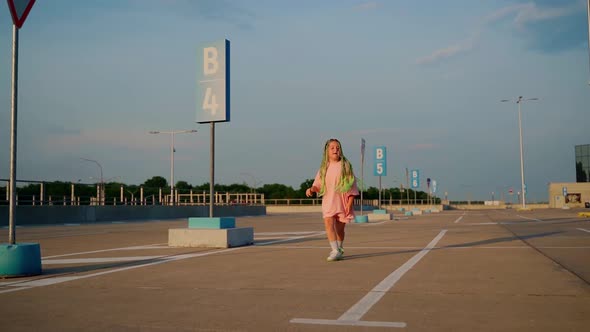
[
  {"x1": 149, "y1": 129, "x2": 197, "y2": 205},
  {"x1": 501, "y1": 96, "x2": 538, "y2": 209},
  {"x1": 80, "y1": 158, "x2": 104, "y2": 205}
]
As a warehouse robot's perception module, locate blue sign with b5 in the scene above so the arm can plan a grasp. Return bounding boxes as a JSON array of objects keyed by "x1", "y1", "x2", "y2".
[{"x1": 373, "y1": 146, "x2": 387, "y2": 176}]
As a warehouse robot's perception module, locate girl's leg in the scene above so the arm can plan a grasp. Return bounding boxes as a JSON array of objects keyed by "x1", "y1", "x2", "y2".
[
  {"x1": 323, "y1": 217, "x2": 337, "y2": 242},
  {"x1": 323, "y1": 217, "x2": 339, "y2": 257},
  {"x1": 334, "y1": 220, "x2": 346, "y2": 248},
  {"x1": 334, "y1": 220, "x2": 345, "y2": 242}
]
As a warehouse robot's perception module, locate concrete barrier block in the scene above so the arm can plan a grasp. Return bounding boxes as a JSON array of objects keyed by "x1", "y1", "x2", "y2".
[
  {"x1": 373, "y1": 209, "x2": 387, "y2": 214},
  {"x1": 354, "y1": 215, "x2": 369, "y2": 223},
  {"x1": 404, "y1": 211, "x2": 413, "y2": 216},
  {"x1": 168, "y1": 227, "x2": 253, "y2": 248},
  {"x1": 368, "y1": 213, "x2": 393, "y2": 221}
]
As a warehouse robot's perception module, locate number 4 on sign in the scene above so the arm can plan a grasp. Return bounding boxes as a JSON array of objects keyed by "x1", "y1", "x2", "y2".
[{"x1": 202, "y1": 87, "x2": 219, "y2": 115}]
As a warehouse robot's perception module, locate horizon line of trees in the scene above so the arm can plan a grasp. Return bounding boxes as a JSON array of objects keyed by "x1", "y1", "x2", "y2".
[{"x1": 1, "y1": 176, "x2": 438, "y2": 203}]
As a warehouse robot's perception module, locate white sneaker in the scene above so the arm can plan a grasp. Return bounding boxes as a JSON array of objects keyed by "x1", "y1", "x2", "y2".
[{"x1": 327, "y1": 250, "x2": 341, "y2": 262}]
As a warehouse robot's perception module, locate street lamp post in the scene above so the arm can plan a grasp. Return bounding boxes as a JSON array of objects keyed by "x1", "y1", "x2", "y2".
[
  {"x1": 149, "y1": 129, "x2": 197, "y2": 205},
  {"x1": 501, "y1": 96, "x2": 538, "y2": 209},
  {"x1": 80, "y1": 158, "x2": 103, "y2": 205},
  {"x1": 587, "y1": 0, "x2": 589, "y2": 84},
  {"x1": 240, "y1": 172, "x2": 260, "y2": 193}
]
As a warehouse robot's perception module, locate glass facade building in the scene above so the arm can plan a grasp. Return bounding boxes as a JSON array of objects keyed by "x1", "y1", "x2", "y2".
[{"x1": 575, "y1": 144, "x2": 590, "y2": 182}]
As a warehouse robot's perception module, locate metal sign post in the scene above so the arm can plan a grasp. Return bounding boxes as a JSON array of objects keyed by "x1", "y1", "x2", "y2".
[
  {"x1": 6, "y1": 0, "x2": 36, "y2": 244},
  {"x1": 1, "y1": 0, "x2": 41, "y2": 277},
  {"x1": 411, "y1": 169, "x2": 420, "y2": 206},
  {"x1": 374, "y1": 146, "x2": 387, "y2": 210},
  {"x1": 360, "y1": 138, "x2": 365, "y2": 215},
  {"x1": 7, "y1": 21, "x2": 19, "y2": 245},
  {"x1": 197, "y1": 39, "x2": 230, "y2": 217}
]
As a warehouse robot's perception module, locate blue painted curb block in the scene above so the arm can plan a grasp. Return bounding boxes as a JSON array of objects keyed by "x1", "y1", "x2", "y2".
[
  {"x1": 189, "y1": 217, "x2": 235, "y2": 229},
  {"x1": 0, "y1": 243, "x2": 42, "y2": 277},
  {"x1": 354, "y1": 215, "x2": 369, "y2": 223},
  {"x1": 373, "y1": 209, "x2": 387, "y2": 214},
  {"x1": 397, "y1": 208, "x2": 406, "y2": 212},
  {"x1": 404, "y1": 211, "x2": 413, "y2": 216}
]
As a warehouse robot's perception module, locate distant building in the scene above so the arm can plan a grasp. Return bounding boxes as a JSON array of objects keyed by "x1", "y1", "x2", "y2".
[
  {"x1": 575, "y1": 144, "x2": 590, "y2": 182},
  {"x1": 548, "y1": 182, "x2": 590, "y2": 208}
]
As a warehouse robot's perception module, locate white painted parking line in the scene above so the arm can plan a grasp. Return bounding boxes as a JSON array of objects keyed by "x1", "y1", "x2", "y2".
[
  {"x1": 255, "y1": 232, "x2": 325, "y2": 246},
  {"x1": 0, "y1": 233, "x2": 325, "y2": 294},
  {"x1": 290, "y1": 318, "x2": 406, "y2": 328},
  {"x1": 291, "y1": 229, "x2": 447, "y2": 328},
  {"x1": 577, "y1": 228, "x2": 590, "y2": 233},
  {"x1": 0, "y1": 247, "x2": 242, "y2": 294},
  {"x1": 39, "y1": 231, "x2": 109, "y2": 239},
  {"x1": 360, "y1": 220, "x2": 391, "y2": 226},
  {"x1": 256, "y1": 232, "x2": 319, "y2": 236},
  {"x1": 517, "y1": 215, "x2": 542, "y2": 222},
  {"x1": 454, "y1": 216, "x2": 464, "y2": 223},
  {"x1": 43, "y1": 243, "x2": 169, "y2": 259},
  {"x1": 43, "y1": 256, "x2": 165, "y2": 265},
  {"x1": 262, "y1": 245, "x2": 590, "y2": 250}
]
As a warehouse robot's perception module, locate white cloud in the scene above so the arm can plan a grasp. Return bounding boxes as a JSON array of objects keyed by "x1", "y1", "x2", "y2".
[
  {"x1": 354, "y1": 1, "x2": 379, "y2": 11},
  {"x1": 415, "y1": 1, "x2": 586, "y2": 65},
  {"x1": 512, "y1": 1, "x2": 583, "y2": 26},
  {"x1": 415, "y1": 35, "x2": 477, "y2": 65}
]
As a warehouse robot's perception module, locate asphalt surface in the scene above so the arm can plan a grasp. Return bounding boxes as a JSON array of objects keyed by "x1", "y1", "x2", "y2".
[{"x1": 1, "y1": 208, "x2": 589, "y2": 331}]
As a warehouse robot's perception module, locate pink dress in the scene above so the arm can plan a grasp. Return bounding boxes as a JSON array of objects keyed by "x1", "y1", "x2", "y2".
[{"x1": 312, "y1": 161, "x2": 359, "y2": 223}]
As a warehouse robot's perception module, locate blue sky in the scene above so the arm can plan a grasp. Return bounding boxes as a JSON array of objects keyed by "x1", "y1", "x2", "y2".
[{"x1": 1, "y1": 0, "x2": 589, "y2": 202}]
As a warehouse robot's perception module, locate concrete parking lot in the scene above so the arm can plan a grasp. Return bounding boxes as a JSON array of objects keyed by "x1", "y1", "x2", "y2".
[{"x1": 1, "y1": 209, "x2": 589, "y2": 331}]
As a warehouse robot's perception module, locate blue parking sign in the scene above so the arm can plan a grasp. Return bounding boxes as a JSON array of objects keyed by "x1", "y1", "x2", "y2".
[
  {"x1": 411, "y1": 169, "x2": 420, "y2": 188},
  {"x1": 374, "y1": 146, "x2": 387, "y2": 176}
]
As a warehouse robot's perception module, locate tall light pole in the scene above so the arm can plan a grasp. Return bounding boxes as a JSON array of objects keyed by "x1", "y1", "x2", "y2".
[
  {"x1": 587, "y1": 0, "x2": 590, "y2": 84},
  {"x1": 149, "y1": 129, "x2": 197, "y2": 205},
  {"x1": 80, "y1": 158, "x2": 103, "y2": 205},
  {"x1": 501, "y1": 96, "x2": 538, "y2": 209}
]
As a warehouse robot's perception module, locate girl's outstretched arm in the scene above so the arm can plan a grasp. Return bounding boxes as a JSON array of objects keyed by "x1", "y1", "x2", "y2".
[{"x1": 306, "y1": 186, "x2": 319, "y2": 197}]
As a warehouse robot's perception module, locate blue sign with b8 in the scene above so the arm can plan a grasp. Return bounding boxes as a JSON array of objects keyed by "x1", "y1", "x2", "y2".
[{"x1": 373, "y1": 146, "x2": 387, "y2": 176}]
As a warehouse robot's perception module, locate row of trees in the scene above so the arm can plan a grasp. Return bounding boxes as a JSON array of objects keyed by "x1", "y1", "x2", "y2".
[{"x1": 1, "y1": 176, "x2": 435, "y2": 204}]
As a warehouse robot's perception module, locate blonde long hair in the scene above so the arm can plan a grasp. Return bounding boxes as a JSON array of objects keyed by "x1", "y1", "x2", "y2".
[{"x1": 317, "y1": 139, "x2": 355, "y2": 197}]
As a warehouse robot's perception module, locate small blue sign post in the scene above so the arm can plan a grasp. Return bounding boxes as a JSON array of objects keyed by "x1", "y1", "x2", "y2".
[
  {"x1": 411, "y1": 169, "x2": 419, "y2": 206},
  {"x1": 355, "y1": 139, "x2": 369, "y2": 223},
  {"x1": 374, "y1": 147, "x2": 387, "y2": 210}
]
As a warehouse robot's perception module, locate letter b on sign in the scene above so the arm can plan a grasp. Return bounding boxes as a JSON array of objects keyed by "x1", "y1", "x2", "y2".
[{"x1": 204, "y1": 47, "x2": 219, "y2": 75}]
